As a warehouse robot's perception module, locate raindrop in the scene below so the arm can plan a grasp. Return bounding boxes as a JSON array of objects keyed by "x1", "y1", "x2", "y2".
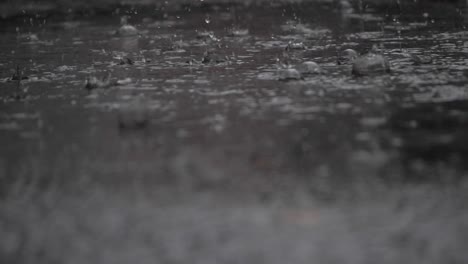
[
  {"x1": 278, "y1": 68, "x2": 303, "y2": 81},
  {"x1": 205, "y1": 15, "x2": 211, "y2": 24},
  {"x1": 297, "y1": 61, "x2": 321, "y2": 74},
  {"x1": 352, "y1": 53, "x2": 390, "y2": 76}
]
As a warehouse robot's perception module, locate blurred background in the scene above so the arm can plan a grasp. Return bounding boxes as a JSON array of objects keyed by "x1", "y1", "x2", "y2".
[{"x1": 0, "y1": 0, "x2": 466, "y2": 18}]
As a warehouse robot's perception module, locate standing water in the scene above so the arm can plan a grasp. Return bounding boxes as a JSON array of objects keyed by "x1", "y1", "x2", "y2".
[{"x1": 1, "y1": 1, "x2": 468, "y2": 263}]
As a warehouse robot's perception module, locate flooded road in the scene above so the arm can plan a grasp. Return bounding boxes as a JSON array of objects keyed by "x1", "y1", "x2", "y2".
[{"x1": 1, "y1": 1, "x2": 468, "y2": 263}]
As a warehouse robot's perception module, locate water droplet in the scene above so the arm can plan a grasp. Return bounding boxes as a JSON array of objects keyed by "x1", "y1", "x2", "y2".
[{"x1": 205, "y1": 15, "x2": 211, "y2": 24}]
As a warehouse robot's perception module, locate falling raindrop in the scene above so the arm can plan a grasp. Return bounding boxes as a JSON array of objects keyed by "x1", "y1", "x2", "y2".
[
  {"x1": 423, "y1": 12, "x2": 430, "y2": 25},
  {"x1": 205, "y1": 15, "x2": 211, "y2": 24}
]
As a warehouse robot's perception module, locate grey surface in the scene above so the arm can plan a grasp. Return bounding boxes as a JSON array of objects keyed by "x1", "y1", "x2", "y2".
[{"x1": 1, "y1": 1, "x2": 468, "y2": 263}]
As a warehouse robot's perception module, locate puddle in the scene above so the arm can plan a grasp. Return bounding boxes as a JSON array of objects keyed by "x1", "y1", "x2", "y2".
[{"x1": 1, "y1": 0, "x2": 468, "y2": 213}]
